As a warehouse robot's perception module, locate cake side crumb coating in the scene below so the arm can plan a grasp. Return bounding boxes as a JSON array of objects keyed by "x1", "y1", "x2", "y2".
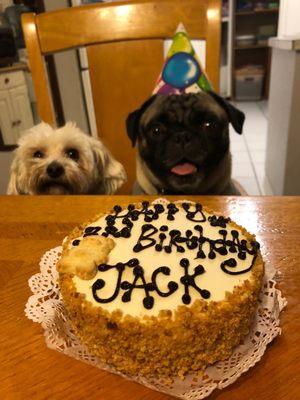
[{"x1": 58, "y1": 202, "x2": 264, "y2": 379}]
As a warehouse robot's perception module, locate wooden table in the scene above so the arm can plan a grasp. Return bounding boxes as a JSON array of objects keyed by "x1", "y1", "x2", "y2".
[{"x1": 1, "y1": 196, "x2": 299, "y2": 400}]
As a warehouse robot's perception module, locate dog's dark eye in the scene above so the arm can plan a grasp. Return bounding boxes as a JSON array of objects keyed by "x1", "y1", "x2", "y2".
[
  {"x1": 148, "y1": 123, "x2": 166, "y2": 139},
  {"x1": 203, "y1": 121, "x2": 218, "y2": 130},
  {"x1": 151, "y1": 126, "x2": 161, "y2": 136},
  {"x1": 33, "y1": 150, "x2": 44, "y2": 158},
  {"x1": 65, "y1": 148, "x2": 79, "y2": 161}
]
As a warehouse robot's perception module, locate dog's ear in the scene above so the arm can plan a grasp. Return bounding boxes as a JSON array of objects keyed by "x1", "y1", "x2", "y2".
[
  {"x1": 91, "y1": 137, "x2": 127, "y2": 194},
  {"x1": 126, "y1": 95, "x2": 158, "y2": 146},
  {"x1": 208, "y1": 91, "x2": 245, "y2": 134},
  {"x1": 7, "y1": 153, "x2": 24, "y2": 194},
  {"x1": 7, "y1": 158, "x2": 19, "y2": 195}
]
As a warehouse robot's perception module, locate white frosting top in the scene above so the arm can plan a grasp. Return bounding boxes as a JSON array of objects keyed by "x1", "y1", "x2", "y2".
[{"x1": 72, "y1": 202, "x2": 257, "y2": 318}]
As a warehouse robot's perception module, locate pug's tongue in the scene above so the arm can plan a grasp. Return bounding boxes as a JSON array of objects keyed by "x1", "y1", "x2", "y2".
[{"x1": 171, "y1": 162, "x2": 197, "y2": 176}]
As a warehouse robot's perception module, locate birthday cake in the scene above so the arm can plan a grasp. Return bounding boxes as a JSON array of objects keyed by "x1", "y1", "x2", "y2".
[{"x1": 57, "y1": 200, "x2": 264, "y2": 379}]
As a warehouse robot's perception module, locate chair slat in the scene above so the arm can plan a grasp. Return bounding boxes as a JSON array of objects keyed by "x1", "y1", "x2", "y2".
[
  {"x1": 36, "y1": 0, "x2": 210, "y2": 54},
  {"x1": 87, "y1": 40, "x2": 164, "y2": 194},
  {"x1": 22, "y1": 13, "x2": 56, "y2": 125}
]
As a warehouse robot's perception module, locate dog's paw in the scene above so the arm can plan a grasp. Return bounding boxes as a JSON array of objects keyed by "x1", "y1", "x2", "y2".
[{"x1": 57, "y1": 236, "x2": 115, "y2": 279}]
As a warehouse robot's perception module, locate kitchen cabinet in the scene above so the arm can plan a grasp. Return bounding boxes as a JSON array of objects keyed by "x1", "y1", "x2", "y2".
[{"x1": 0, "y1": 67, "x2": 33, "y2": 146}]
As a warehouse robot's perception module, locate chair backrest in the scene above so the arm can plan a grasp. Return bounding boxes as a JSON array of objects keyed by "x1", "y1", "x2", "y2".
[{"x1": 22, "y1": 0, "x2": 221, "y2": 194}]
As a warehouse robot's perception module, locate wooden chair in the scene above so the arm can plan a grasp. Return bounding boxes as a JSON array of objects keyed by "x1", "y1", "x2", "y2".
[{"x1": 22, "y1": 0, "x2": 221, "y2": 194}]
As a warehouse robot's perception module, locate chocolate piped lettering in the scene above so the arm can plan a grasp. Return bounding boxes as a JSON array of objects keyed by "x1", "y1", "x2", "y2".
[
  {"x1": 133, "y1": 224, "x2": 158, "y2": 252},
  {"x1": 92, "y1": 258, "x2": 207, "y2": 309},
  {"x1": 82, "y1": 202, "x2": 261, "y2": 310},
  {"x1": 180, "y1": 258, "x2": 210, "y2": 304}
]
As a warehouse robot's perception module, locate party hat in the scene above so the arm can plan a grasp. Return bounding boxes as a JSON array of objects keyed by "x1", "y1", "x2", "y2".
[{"x1": 153, "y1": 23, "x2": 212, "y2": 95}]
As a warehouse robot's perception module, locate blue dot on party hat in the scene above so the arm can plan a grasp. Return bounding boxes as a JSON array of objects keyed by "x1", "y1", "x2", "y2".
[{"x1": 162, "y1": 52, "x2": 201, "y2": 90}]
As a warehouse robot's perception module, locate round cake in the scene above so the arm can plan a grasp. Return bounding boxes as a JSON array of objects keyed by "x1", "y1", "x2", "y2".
[{"x1": 57, "y1": 200, "x2": 264, "y2": 379}]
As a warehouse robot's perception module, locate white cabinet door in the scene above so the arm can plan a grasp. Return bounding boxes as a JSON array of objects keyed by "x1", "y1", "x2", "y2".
[
  {"x1": 0, "y1": 89, "x2": 17, "y2": 145},
  {"x1": 9, "y1": 85, "x2": 34, "y2": 141}
]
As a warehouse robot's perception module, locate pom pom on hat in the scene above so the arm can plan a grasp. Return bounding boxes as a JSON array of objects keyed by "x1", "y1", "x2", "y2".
[{"x1": 153, "y1": 23, "x2": 212, "y2": 95}]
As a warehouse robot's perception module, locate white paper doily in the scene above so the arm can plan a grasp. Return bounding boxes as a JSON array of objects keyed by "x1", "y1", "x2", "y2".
[{"x1": 25, "y1": 201, "x2": 287, "y2": 399}]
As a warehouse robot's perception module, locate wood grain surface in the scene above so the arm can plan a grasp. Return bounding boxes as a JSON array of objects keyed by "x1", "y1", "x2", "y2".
[
  {"x1": 35, "y1": 0, "x2": 219, "y2": 54},
  {"x1": 0, "y1": 196, "x2": 299, "y2": 400},
  {"x1": 22, "y1": 13, "x2": 56, "y2": 126}
]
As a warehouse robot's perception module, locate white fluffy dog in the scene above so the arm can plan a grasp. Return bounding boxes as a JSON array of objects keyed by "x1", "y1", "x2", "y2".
[{"x1": 7, "y1": 122, "x2": 126, "y2": 195}]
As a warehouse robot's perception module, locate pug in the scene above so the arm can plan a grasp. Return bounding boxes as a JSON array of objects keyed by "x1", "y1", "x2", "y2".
[{"x1": 126, "y1": 92, "x2": 245, "y2": 195}]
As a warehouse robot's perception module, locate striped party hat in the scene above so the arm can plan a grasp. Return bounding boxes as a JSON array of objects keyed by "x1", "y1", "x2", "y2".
[{"x1": 153, "y1": 23, "x2": 212, "y2": 95}]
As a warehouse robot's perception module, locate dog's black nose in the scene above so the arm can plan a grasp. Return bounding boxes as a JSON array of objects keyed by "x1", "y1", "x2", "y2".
[
  {"x1": 46, "y1": 161, "x2": 65, "y2": 179},
  {"x1": 174, "y1": 131, "x2": 192, "y2": 146}
]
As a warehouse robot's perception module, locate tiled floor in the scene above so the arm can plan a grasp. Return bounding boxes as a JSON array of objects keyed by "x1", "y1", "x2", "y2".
[{"x1": 230, "y1": 101, "x2": 273, "y2": 195}]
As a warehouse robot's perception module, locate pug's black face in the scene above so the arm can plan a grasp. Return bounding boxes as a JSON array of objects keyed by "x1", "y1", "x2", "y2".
[{"x1": 126, "y1": 92, "x2": 245, "y2": 194}]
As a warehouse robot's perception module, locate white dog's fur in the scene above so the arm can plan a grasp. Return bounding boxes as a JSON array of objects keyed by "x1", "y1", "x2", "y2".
[{"x1": 7, "y1": 122, "x2": 126, "y2": 195}]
